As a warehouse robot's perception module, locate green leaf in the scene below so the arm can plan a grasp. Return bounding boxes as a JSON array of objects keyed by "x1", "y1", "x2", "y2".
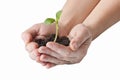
[
  {"x1": 44, "y1": 18, "x2": 55, "y2": 25},
  {"x1": 56, "y1": 10, "x2": 62, "y2": 21}
]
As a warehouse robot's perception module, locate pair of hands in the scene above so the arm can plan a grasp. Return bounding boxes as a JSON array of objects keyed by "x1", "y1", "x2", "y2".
[{"x1": 22, "y1": 23, "x2": 92, "y2": 68}]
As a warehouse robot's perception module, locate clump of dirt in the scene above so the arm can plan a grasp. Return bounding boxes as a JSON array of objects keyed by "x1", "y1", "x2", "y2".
[{"x1": 34, "y1": 34, "x2": 70, "y2": 47}]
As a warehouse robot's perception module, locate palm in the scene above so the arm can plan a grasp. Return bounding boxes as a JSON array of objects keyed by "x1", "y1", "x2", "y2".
[{"x1": 22, "y1": 23, "x2": 57, "y2": 68}]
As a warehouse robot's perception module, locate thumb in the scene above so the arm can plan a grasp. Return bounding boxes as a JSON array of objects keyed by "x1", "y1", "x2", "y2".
[
  {"x1": 69, "y1": 24, "x2": 91, "y2": 51},
  {"x1": 21, "y1": 24, "x2": 41, "y2": 44},
  {"x1": 70, "y1": 36, "x2": 86, "y2": 51},
  {"x1": 21, "y1": 32, "x2": 33, "y2": 45}
]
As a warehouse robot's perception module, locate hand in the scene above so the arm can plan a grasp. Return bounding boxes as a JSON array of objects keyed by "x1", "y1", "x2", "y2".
[
  {"x1": 38, "y1": 24, "x2": 92, "y2": 68},
  {"x1": 22, "y1": 23, "x2": 57, "y2": 68}
]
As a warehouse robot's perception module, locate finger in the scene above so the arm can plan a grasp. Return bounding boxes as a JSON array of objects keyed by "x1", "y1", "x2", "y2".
[
  {"x1": 29, "y1": 52, "x2": 36, "y2": 60},
  {"x1": 21, "y1": 32, "x2": 33, "y2": 44},
  {"x1": 38, "y1": 46, "x2": 62, "y2": 60},
  {"x1": 69, "y1": 24, "x2": 91, "y2": 50},
  {"x1": 36, "y1": 55, "x2": 56, "y2": 67},
  {"x1": 45, "y1": 63, "x2": 56, "y2": 69},
  {"x1": 21, "y1": 24, "x2": 41, "y2": 44},
  {"x1": 40, "y1": 54, "x2": 69, "y2": 65},
  {"x1": 46, "y1": 42, "x2": 71, "y2": 57},
  {"x1": 36, "y1": 56, "x2": 47, "y2": 66},
  {"x1": 26, "y1": 42, "x2": 38, "y2": 52},
  {"x1": 29, "y1": 49, "x2": 40, "y2": 60}
]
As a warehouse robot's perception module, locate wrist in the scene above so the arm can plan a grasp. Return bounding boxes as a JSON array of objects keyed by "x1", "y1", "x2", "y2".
[
  {"x1": 81, "y1": 24, "x2": 93, "y2": 40},
  {"x1": 82, "y1": 22, "x2": 106, "y2": 40},
  {"x1": 58, "y1": 17, "x2": 75, "y2": 36}
]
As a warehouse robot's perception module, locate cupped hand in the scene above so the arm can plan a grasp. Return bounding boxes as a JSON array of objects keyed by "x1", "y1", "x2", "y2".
[
  {"x1": 38, "y1": 24, "x2": 92, "y2": 68},
  {"x1": 22, "y1": 23, "x2": 57, "y2": 68}
]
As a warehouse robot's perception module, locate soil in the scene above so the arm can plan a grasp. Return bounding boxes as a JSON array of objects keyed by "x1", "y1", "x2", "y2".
[{"x1": 34, "y1": 34, "x2": 70, "y2": 47}]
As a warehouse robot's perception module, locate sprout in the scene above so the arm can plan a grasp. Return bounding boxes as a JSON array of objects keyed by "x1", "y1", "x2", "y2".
[{"x1": 44, "y1": 10, "x2": 62, "y2": 42}]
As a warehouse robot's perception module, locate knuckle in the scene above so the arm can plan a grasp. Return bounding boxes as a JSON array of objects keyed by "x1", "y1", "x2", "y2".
[
  {"x1": 30, "y1": 42, "x2": 36, "y2": 48},
  {"x1": 25, "y1": 44, "x2": 30, "y2": 52},
  {"x1": 25, "y1": 42, "x2": 37, "y2": 52},
  {"x1": 32, "y1": 49, "x2": 38, "y2": 56},
  {"x1": 36, "y1": 57, "x2": 40, "y2": 63},
  {"x1": 42, "y1": 55, "x2": 48, "y2": 60}
]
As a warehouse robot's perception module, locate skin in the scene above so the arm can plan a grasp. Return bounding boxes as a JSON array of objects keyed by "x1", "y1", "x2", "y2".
[
  {"x1": 39, "y1": 0, "x2": 120, "y2": 68},
  {"x1": 22, "y1": 23, "x2": 57, "y2": 67},
  {"x1": 59, "y1": 0, "x2": 100, "y2": 36},
  {"x1": 22, "y1": 0, "x2": 99, "y2": 68},
  {"x1": 83, "y1": 0, "x2": 120, "y2": 40},
  {"x1": 38, "y1": 24, "x2": 92, "y2": 64},
  {"x1": 41, "y1": 0, "x2": 120, "y2": 68},
  {"x1": 22, "y1": 0, "x2": 120, "y2": 68}
]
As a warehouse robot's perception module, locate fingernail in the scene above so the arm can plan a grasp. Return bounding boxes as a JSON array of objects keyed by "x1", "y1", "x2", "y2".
[
  {"x1": 39, "y1": 47, "x2": 46, "y2": 53},
  {"x1": 46, "y1": 42, "x2": 53, "y2": 48}
]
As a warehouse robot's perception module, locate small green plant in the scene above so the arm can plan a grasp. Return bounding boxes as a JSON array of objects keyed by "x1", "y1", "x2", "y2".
[{"x1": 44, "y1": 10, "x2": 62, "y2": 42}]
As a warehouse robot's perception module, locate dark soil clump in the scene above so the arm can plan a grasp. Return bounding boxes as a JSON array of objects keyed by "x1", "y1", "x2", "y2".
[{"x1": 34, "y1": 34, "x2": 70, "y2": 47}]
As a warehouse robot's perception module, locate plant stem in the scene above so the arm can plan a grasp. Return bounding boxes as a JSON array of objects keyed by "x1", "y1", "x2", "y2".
[{"x1": 54, "y1": 21, "x2": 59, "y2": 42}]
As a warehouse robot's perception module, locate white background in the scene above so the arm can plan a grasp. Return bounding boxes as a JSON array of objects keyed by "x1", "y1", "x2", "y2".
[{"x1": 0, "y1": 0, "x2": 120, "y2": 80}]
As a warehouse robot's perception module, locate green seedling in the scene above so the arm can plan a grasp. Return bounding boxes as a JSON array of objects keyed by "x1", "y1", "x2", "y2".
[{"x1": 44, "y1": 10, "x2": 62, "y2": 42}]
